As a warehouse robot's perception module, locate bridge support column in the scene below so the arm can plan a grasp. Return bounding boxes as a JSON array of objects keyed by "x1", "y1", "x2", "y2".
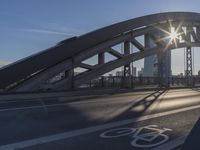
[
  {"x1": 124, "y1": 41, "x2": 131, "y2": 77},
  {"x1": 185, "y1": 46, "x2": 193, "y2": 86},
  {"x1": 98, "y1": 52, "x2": 105, "y2": 65},
  {"x1": 157, "y1": 52, "x2": 163, "y2": 87},
  {"x1": 157, "y1": 50, "x2": 171, "y2": 88},
  {"x1": 98, "y1": 53, "x2": 105, "y2": 88},
  {"x1": 123, "y1": 41, "x2": 131, "y2": 88},
  {"x1": 65, "y1": 68, "x2": 74, "y2": 89}
]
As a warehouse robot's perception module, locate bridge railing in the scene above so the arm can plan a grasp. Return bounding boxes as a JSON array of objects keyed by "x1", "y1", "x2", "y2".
[
  {"x1": 2, "y1": 75, "x2": 200, "y2": 93},
  {"x1": 78, "y1": 76, "x2": 200, "y2": 89},
  {"x1": 79, "y1": 76, "x2": 159, "y2": 89}
]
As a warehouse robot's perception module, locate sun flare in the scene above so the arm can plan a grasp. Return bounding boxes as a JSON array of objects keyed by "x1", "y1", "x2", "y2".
[{"x1": 169, "y1": 27, "x2": 178, "y2": 40}]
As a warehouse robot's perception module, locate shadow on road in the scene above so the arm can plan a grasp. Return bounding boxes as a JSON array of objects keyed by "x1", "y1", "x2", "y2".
[
  {"x1": 0, "y1": 89, "x2": 167, "y2": 146},
  {"x1": 109, "y1": 90, "x2": 167, "y2": 121}
]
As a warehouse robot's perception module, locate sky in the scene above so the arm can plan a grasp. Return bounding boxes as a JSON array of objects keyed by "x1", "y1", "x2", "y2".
[{"x1": 0, "y1": 0, "x2": 200, "y2": 74}]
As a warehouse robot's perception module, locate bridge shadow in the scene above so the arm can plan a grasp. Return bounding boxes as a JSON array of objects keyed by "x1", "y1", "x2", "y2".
[
  {"x1": 191, "y1": 87, "x2": 200, "y2": 92},
  {"x1": 108, "y1": 89, "x2": 167, "y2": 122},
  {"x1": 0, "y1": 99, "x2": 105, "y2": 145},
  {"x1": 0, "y1": 89, "x2": 167, "y2": 146}
]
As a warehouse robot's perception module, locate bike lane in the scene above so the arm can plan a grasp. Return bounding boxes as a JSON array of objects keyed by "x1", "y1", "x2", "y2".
[{"x1": 16, "y1": 108, "x2": 200, "y2": 150}]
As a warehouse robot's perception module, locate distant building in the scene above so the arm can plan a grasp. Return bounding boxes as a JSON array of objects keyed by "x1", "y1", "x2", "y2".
[
  {"x1": 144, "y1": 55, "x2": 157, "y2": 77},
  {"x1": 143, "y1": 35, "x2": 157, "y2": 77},
  {"x1": 178, "y1": 73, "x2": 184, "y2": 77},
  {"x1": 116, "y1": 71, "x2": 123, "y2": 77},
  {"x1": 141, "y1": 68, "x2": 144, "y2": 73},
  {"x1": 138, "y1": 68, "x2": 144, "y2": 77},
  {"x1": 198, "y1": 70, "x2": 200, "y2": 76},
  {"x1": 132, "y1": 67, "x2": 137, "y2": 77},
  {"x1": 144, "y1": 34, "x2": 171, "y2": 78}
]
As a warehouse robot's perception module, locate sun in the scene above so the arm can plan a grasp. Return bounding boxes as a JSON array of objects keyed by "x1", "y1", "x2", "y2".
[
  {"x1": 169, "y1": 27, "x2": 178, "y2": 40},
  {"x1": 156, "y1": 22, "x2": 183, "y2": 50}
]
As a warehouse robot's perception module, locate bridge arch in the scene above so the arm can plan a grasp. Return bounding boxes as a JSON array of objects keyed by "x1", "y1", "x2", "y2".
[{"x1": 1, "y1": 12, "x2": 200, "y2": 92}]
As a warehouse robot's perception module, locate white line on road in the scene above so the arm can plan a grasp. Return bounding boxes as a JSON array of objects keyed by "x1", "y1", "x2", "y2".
[
  {"x1": 0, "y1": 105, "x2": 199, "y2": 150},
  {"x1": 151, "y1": 134, "x2": 188, "y2": 150},
  {"x1": 0, "y1": 103, "x2": 66, "y2": 112},
  {"x1": 0, "y1": 94, "x2": 148, "y2": 112}
]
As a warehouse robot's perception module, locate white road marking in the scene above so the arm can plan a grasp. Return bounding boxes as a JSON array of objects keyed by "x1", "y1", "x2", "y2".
[
  {"x1": 0, "y1": 90, "x2": 155, "y2": 101},
  {"x1": 0, "y1": 105, "x2": 199, "y2": 150},
  {"x1": 0, "y1": 89, "x2": 198, "y2": 112},
  {"x1": 0, "y1": 91, "x2": 153, "y2": 104},
  {"x1": 100, "y1": 125, "x2": 172, "y2": 148},
  {"x1": 0, "y1": 93, "x2": 150, "y2": 112},
  {"x1": 151, "y1": 134, "x2": 188, "y2": 150},
  {"x1": 0, "y1": 103, "x2": 66, "y2": 112}
]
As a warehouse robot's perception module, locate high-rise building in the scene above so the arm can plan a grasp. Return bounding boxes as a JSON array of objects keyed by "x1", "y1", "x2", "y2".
[
  {"x1": 116, "y1": 71, "x2": 123, "y2": 77},
  {"x1": 158, "y1": 49, "x2": 171, "y2": 79},
  {"x1": 178, "y1": 73, "x2": 184, "y2": 77},
  {"x1": 143, "y1": 34, "x2": 157, "y2": 77},
  {"x1": 132, "y1": 67, "x2": 137, "y2": 77},
  {"x1": 143, "y1": 55, "x2": 157, "y2": 77},
  {"x1": 138, "y1": 68, "x2": 144, "y2": 77},
  {"x1": 143, "y1": 34, "x2": 171, "y2": 79}
]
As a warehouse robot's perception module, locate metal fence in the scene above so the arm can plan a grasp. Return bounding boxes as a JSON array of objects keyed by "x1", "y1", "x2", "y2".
[{"x1": 79, "y1": 76, "x2": 200, "y2": 89}]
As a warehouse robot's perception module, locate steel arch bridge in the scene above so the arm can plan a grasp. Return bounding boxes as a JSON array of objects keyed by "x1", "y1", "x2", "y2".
[{"x1": 1, "y1": 12, "x2": 200, "y2": 92}]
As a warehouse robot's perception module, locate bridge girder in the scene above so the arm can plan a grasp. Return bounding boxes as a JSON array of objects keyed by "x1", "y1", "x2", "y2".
[
  {"x1": 1, "y1": 12, "x2": 200, "y2": 92},
  {"x1": 27, "y1": 42, "x2": 200, "y2": 91}
]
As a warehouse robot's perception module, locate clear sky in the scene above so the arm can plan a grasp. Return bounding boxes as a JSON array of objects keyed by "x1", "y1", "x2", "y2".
[{"x1": 0, "y1": 0, "x2": 200, "y2": 74}]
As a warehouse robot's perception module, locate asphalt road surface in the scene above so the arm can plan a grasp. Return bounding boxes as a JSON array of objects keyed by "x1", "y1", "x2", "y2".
[{"x1": 1, "y1": 88, "x2": 200, "y2": 150}]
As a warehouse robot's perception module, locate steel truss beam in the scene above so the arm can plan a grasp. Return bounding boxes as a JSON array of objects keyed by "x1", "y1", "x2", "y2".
[
  {"x1": 130, "y1": 38, "x2": 145, "y2": 51},
  {"x1": 47, "y1": 46, "x2": 160, "y2": 90},
  {"x1": 14, "y1": 28, "x2": 200, "y2": 91},
  {"x1": 3, "y1": 12, "x2": 200, "y2": 92},
  {"x1": 108, "y1": 48, "x2": 124, "y2": 58},
  {"x1": 13, "y1": 26, "x2": 156, "y2": 91},
  {"x1": 45, "y1": 42, "x2": 200, "y2": 90}
]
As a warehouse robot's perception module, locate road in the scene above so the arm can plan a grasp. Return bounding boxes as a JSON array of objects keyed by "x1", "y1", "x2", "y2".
[{"x1": 0, "y1": 88, "x2": 200, "y2": 150}]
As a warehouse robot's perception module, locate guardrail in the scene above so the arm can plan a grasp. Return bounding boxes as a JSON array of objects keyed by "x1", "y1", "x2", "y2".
[{"x1": 79, "y1": 76, "x2": 200, "y2": 89}]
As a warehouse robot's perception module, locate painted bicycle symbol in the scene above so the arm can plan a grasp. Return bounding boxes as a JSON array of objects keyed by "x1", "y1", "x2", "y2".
[{"x1": 100, "y1": 125, "x2": 172, "y2": 148}]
